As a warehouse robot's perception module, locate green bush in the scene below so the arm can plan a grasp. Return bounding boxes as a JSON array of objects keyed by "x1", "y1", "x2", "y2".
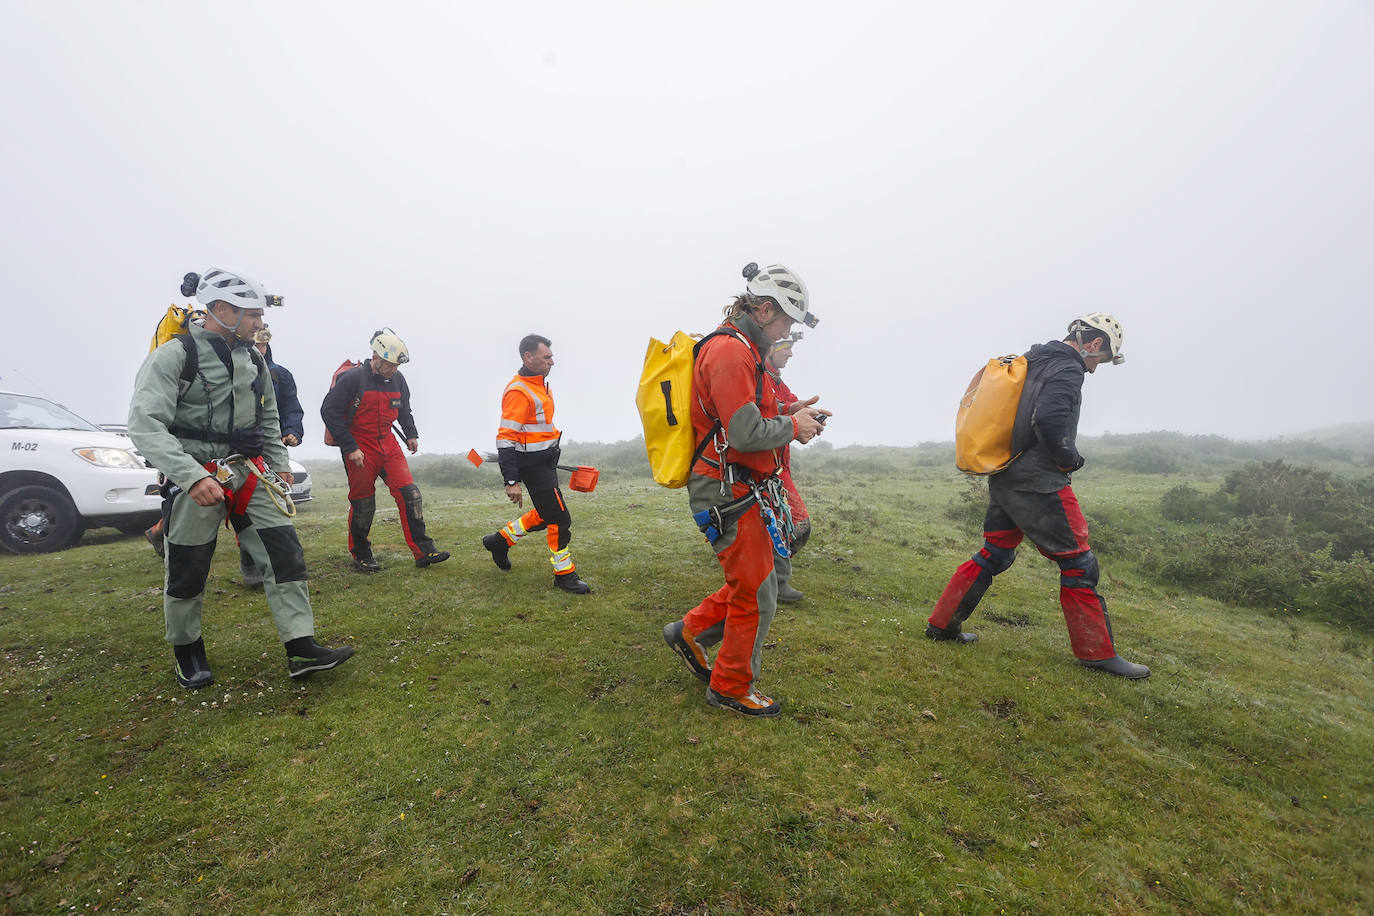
[
  {"x1": 1302, "y1": 551, "x2": 1374, "y2": 630},
  {"x1": 1106, "y1": 444, "x2": 1185, "y2": 474},
  {"x1": 1159, "y1": 484, "x2": 1231, "y2": 523}
]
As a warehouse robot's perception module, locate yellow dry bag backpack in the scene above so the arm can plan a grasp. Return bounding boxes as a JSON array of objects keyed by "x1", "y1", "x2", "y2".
[
  {"x1": 636, "y1": 331, "x2": 700, "y2": 488},
  {"x1": 955, "y1": 354, "x2": 1028, "y2": 476},
  {"x1": 636, "y1": 328, "x2": 762, "y2": 488},
  {"x1": 150, "y1": 304, "x2": 204, "y2": 352}
]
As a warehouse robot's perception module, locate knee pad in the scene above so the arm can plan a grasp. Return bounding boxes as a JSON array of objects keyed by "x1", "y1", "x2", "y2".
[
  {"x1": 399, "y1": 484, "x2": 424, "y2": 518},
  {"x1": 166, "y1": 541, "x2": 217, "y2": 599},
  {"x1": 257, "y1": 525, "x2": 308, "y2": 583},
  {"x1": 1058, "y1": 550, "x2": 1100, "y2": 589},
  {"x1": 790, "y1": 519, "x2": 812, "y2": 554},
  {"x1": 972, "y1": 539, "x2": 1017, "y2": 575},
  {"x1": 350, "y1": 496, "x2": 376, "y2": 526}
]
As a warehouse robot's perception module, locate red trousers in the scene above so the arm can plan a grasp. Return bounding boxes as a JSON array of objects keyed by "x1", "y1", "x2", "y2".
[
  {"x1": 930, "y1": 484, "x2": 1115, "y2": 661},
  {"x1": 684, "y1": 500, "x2": 777, "y2": 697},
  {"x1": 344, "y1": 438, "x2": 434, "y2": 559}
]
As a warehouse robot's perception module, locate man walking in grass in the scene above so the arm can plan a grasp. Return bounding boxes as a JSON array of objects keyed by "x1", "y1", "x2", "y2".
[
  {"x1": 321, "y1": 328, "x2": 450, "y2": 573},
  {"x1": 481, "y1": 333, "x2": 592, "y2": 594},
  {"x1": 129, "y1": 268, "x2": 354, "y2": 690},
  {"x1": 927, "y1": 314, "x2": 1150, "y2": 679}
]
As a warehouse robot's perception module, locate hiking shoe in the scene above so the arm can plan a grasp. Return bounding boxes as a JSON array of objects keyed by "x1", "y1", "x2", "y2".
[
  {"x1": 288, "y1": 643, "x2": 356, "y2": 678},
  {"x1": 352, "y1": 553, "x2": 381, "y2": 573},
  {"x1": 173, "y1": 638, "x2": 213, "y2": 690},
  {"x1": 481, "y1": 533, "x2": 512, "y2": 571},
  {"x1": 553, "y1": 571, "x2": 591, "y2": 594},
  {"x1": 145, "y1": 525, "x2": 165, "y2": 559},
  {"x1": 662, "y1": 620, "x2": 712, "y2": 682},
  {"x1": 776, "y1": 582, "x2": 805, "y2": 603},
  {"x1": 706, "y1": 687, "x2": 781, "y2": 718},
  {"x1": 925, "y1": 622, "x2": 978, "y2": 644},
  {"x1": 1081, "y1": 655, "x2": 1151, "y2": 679},
  {"x1": 416, "y1": 550, "x2": 451, "y2": 569}
]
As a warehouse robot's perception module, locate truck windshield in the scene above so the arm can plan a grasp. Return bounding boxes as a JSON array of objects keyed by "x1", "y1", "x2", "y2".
[{"x1": 0, "y1": 393, "x2": 101, "y2": 432}]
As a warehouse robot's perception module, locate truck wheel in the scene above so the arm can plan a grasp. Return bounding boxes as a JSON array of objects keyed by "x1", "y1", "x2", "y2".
[{"x1": 0, "y1": 485, "x2": 83, "y2": 554}]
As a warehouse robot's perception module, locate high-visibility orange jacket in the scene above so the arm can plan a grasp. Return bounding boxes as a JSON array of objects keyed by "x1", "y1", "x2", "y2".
[{"x1": 496, "y1": 370, "x2": 560, "y2": 479}]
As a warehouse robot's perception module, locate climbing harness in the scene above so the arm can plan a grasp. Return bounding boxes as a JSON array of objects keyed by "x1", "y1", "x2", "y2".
[
  {"x1": 204, "y1": 453, "x2": 296, "y2": 523},
  {"x1": 693, "y1": 469, "x2": 795, "y2": 559}
]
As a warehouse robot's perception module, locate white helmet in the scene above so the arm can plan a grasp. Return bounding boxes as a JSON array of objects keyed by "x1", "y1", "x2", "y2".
[
  {"x1": 744, "y1": 262, "x2": 817, "y2": 329},
  {"x1": 370, "y1": 327, "x2": 410, "y2": 364},
  {"x1": 184, "y1": 268, "x2": 282, "y2": 310},
  {"x1": 1069, "y1": 313, "x2": 1124, "y2": 365}
]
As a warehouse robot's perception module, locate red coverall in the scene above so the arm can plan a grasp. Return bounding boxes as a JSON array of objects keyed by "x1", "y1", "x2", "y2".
[
  {"x1": 320, "y1": 365, "x2": 438, "y2": 561},
  {"x1": 679, "y1": 322, "x2": 797, "y2": 698}
]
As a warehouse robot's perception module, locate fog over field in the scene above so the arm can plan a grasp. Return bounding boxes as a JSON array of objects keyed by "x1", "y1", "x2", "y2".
[{"x1": 3, "y1": 1, "x2": 1372, "y2": 460}]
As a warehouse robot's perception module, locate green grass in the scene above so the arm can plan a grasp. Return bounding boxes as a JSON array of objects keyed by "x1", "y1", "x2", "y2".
[{"x1": 2, "y1": 462, "x2": 1372, "y2": 914}]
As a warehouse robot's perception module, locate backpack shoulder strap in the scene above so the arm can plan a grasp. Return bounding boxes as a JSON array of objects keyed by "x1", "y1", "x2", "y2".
[
  {"x1": 174, "y1": 334, "x2": 199, "y2": 400},
  {"x1": 689, "y1": 327, "x2": 768, "y2": 472},
  {"x1": 246, "y1": 346, "x2": 270, "y2": 427}
]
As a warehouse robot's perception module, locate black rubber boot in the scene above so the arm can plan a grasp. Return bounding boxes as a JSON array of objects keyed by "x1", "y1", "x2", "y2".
[
  {"x1": 925, "y1": 622, "x2": 979, "y2": 644},
  {"x1": 286, "y1": 637, "x2": 356, "y2": 678},
  {"x1": 553, "y1": 571, "x2": 591, "y2": 594},
  {"x1": 173, "y1": 637, "x2": 214, "y2": 689},
  {"x1": 482, "y1": 533, "x2": 512, "y2": 571},
  {"x1": 1081, "y1": 655, "x2": 1151, "y2": 679}
]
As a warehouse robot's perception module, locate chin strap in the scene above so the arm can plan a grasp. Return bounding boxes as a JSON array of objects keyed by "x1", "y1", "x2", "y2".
[{"x1": 205, "y1": 307, "x2": 255, "y2": 342}]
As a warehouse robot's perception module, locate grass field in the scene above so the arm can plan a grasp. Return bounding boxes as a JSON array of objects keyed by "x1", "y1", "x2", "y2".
[{"x1": 2, "y1": 458, "x2": 1372, "y2": 914}]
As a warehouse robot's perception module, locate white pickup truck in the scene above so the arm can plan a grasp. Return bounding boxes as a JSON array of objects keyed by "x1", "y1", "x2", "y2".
[{"x1": 0, "y1": 391, "x2": 162, "y2": 554}]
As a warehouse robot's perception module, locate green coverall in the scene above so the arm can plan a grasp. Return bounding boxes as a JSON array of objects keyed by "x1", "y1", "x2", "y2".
[{"x1": 129, "y1": 323, "x2": 315, "y2": 646}]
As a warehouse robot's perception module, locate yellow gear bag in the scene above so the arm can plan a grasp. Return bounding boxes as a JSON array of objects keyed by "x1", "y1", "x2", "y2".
[
  {"x1": 636, "y1": 330, "x2": 699, "y2": 488},
  {"x1": 150, "y1": 304, "x2": 204, "y2": 352},
  {"x1": 955, "y1": 354, "x2": 1028, "y2": 476}
]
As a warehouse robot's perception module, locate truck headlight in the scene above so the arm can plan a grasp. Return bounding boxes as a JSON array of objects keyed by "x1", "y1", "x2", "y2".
[{"x1": 74, "y1": 447, "x2": 144, "y2": 469}]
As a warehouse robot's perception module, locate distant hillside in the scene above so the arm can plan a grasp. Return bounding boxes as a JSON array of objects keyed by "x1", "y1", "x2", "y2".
[{"x1": 1297, "y1": 419, "x2": 1374, "y2": 452}]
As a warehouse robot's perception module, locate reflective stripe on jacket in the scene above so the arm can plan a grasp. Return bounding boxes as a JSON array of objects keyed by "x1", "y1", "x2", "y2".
[{"x1": 496, "y1": 371, "x2": 560, "y2": 454}]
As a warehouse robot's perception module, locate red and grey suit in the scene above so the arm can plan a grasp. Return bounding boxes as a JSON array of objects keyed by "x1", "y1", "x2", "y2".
[
  {"x1": 929, "y1": 340, "x2": 1118, "y2": 661},
  {"x1": 678, "y1": 315, "x2": 797, "y2": 699},
  {"x1": 320, "y1": 365, "x2": 437, "y2": 561}
]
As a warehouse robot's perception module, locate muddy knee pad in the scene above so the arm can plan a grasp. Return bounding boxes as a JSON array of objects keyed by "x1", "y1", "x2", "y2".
[
  {"x1": 1057, "y1": 550, "x2": 1100, "y2": 590},
  {"x1": 399, "y1": 484, "x2": 424, "y2": 519},
  {"x1": 790, "y1": 519, "x2": 811, "y2": 555},
  {"x1": 349, "y1": 496, "x2": 376, "y2": 541},
  {"x1": 258, "y1": 525, "x2": 308, "y2": 583}
]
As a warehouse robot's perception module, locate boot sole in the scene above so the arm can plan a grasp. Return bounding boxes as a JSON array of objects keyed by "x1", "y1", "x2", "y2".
[{"x1": 706, "y1": 689, "x2": 781, "y2": 717}]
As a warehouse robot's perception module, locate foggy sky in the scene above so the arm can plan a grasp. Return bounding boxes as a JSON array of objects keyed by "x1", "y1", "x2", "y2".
[{"x1": 4, "y1": 1, "x2": 1372, "y2": 461}]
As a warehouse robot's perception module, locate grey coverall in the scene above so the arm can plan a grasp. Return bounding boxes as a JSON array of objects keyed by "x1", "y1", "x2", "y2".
[{"x1": 129, "y1": 323, "x2": 315, "y2": 646}]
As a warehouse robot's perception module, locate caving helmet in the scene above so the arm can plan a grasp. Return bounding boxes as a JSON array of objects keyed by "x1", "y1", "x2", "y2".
[
  {"x1": 743, "y1": 262, "x2": 817, "y2": 329},
  {"x1": 1068, "y1": 313, "x2": 1125, "y2": 365},
  {"x1": 183, "y1": 268, "x2": 282, "y2": 311},
  {"x1": 370, "y1": 327, "x2": 410, "y2": 364}
]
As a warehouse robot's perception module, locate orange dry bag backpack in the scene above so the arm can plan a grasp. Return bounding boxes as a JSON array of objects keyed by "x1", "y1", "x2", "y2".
[{"x1": 954, "y1": 354, "x2": 1028, "y2": 476}]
